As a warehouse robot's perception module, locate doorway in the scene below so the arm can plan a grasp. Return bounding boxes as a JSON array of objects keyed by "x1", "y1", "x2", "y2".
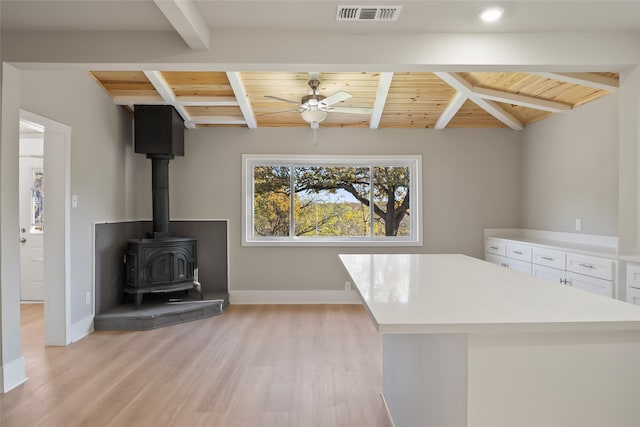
[
  {"x1": 19, "y1": 110, "x2": 71, "y2": 347},
  {"x1": 19, "y1": 119, "x2": 45, "y2": 302}
]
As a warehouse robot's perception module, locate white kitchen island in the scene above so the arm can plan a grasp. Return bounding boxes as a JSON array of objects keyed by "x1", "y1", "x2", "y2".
[{"x1": 339, "y1": 254, "x2": 640, "y2": 427}]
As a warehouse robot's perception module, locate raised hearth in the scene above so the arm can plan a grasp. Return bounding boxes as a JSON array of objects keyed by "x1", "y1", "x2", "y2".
[{"x1": 95, "y1": 291, "x2": 228, "y2": 331}]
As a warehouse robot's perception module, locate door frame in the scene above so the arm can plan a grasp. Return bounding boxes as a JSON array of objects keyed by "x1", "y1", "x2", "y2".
[{"x1": 20, "y1": 109, "x2": 71, "y2": 346}]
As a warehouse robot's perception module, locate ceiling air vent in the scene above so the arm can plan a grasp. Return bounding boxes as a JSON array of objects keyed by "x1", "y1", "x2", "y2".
[{"x1": 337, "y1": 5, "x2": 402, "y2": 21}]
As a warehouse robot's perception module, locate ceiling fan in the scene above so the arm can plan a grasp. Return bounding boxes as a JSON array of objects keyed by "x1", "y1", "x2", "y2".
[{"x1": 264, "y1": 73, "x2": 373, "y2": 129}]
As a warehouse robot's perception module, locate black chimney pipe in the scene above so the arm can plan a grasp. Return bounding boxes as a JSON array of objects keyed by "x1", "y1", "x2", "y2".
[{"x1": 149, "y1": 154, "x2": 173, "y2": 237}]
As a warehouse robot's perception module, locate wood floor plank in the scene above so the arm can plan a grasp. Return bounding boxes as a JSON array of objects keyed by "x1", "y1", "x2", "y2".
[{"x1": 2, "y1": 304, "x2": 390, "y2": 427}]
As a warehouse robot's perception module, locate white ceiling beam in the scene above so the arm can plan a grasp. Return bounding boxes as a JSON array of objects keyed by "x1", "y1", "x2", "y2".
[
  {"x1": 191, "y1": 116, "x2": 247, "y2": 125},
  {"x1": 434, "y1": 72, "x2": 523, "y2": 130},
  {"x1": 114, "y1": 96, "x2": 165, "y2": 106},
  {"x1": 472, "y1": 86, "x2": 572, "y2": 113},
  {"x1": 114, "y1": 95, "x2": 239, "y2": 107},
  {"x1": 435, "y1": 91, "x2": 467, "y2": 130},
  {"x1": 370, "y1": 72, "x2": 394, "y2": 130},
  {"x1": 226, "y1": 72, "x2": 258, "y2": 129},
  {"x1": 531, "y1": 72, "x2": 619, "y2": 91},
  {"x1": 153, "y1": 0, "x2": 210, "y2": 50},
  {"x1": 143, "y1": 70, "x2": 196, "y2": 129},
  {"x1": 175, "y1": 96, "x2": 239, "y2": 106}
]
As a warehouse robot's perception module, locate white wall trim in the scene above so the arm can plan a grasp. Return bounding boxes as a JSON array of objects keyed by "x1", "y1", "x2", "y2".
[
  {"x1": 71, "y1": 316, "x2": 94, "y2": 343},
  {"x1": 230, "y1": 290, "x2": 361, "y2": 305},
  {"x1": 1, "y1": 356, "x2": 27, "y2": 393}
]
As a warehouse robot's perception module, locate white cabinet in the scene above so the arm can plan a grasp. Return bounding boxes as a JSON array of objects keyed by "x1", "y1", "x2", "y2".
[
  {"x1": 566, "y1": 253, "x2": 613, "y2": 281},
  {"x1": 533, "y1": 264, "x2": 613, "y2": 297},
  {"x1": 485, "y1": 238, "x2": 506, "y2": 256},
  {"x1": 566, "y1": 271, "x2": 613, "y2": 297},
  {"x1": 532, "y1": 264, "x2": 566, "y2": 285},
  {"x1": 532, "y1": 247, "x2": 566, "y2": 270},
  {"x1": 485, "y1": 238, "x2": 533, "y2": 276},
  {"x1": 506, "y1": 243, "x2": 532, "y2": 263},
  {"x1": 485, "y1": 236, "x2": 616, "y2": 299},
  {"x1": 626, "y1": 263, "x2": 640, "y2": 306}
]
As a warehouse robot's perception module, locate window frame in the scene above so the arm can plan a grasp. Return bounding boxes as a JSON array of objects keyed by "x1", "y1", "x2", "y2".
[{"x1": 242, "y1": 154, "x2": 422, "y2": 247}]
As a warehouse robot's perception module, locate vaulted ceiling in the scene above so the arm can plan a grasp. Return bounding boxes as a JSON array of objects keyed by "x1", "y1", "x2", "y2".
[{"x1": 90, "y1": 70, "x2": 618, "y2": 130}]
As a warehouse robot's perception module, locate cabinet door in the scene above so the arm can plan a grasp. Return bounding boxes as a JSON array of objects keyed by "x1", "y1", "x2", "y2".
[
  {"x1": 485, "y1": 253, "x2": 506, "y2": 267},
  {"x1": 566, "y1": 271, "x2": 613, "y2": 298},
  {"x1": 627, "y1": 286, "x2": 640, "y2": 306},
  {"x1": 505, "y1": 258, "x2": 532, "y2": 275},
  {"x1": 532, "y1": 264, "x2": 566, "y2": 286}
]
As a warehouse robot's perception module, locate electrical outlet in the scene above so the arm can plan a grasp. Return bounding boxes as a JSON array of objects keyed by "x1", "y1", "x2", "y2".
[
  {"x1": 575, "y1": 218, "x2": 582, "y2": 231},
  {"x1": 85, "y1": 291, "x2": 91, "y2": 305},
  {"x1": 345, "y1": 281, "x2": 352, "y2": 291}
]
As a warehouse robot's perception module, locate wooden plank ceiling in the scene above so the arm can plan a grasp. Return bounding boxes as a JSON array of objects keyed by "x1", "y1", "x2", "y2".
[{"x1": 90, "y1": 71, "x2": 618, "y2": 130}]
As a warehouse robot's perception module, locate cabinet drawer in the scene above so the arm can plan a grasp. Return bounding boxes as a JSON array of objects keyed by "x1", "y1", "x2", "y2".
[
  {"x1": 485, "y1": 238, "x2": 506, "y2": 256},
  {"x1": 532, "y1": 247, "x2": 566, "y2": 270},
  {"x1": 506, "y1": 243, "x2": 532, "y2": 262},
  {"x1": 567, "y1": 271, "x2": 613, "y2": 298},
  {"x1": 626, "y1": 263, "x2": 640, "y2": 287},
  {"x1": 566, "y1": 253, "x2": 614, "y2": 281}
]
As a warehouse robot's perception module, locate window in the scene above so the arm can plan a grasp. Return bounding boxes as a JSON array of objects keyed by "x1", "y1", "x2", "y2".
[
  {"x1": 243, "y1": 155, "x2": 422, "y2": 246},
  {"x1": 31, "y1": 168, "x2": 44, "y2": 233}
]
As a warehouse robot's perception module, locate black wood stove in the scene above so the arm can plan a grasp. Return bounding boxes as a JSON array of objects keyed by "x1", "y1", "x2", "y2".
[{"x1": 124, "y1": 105, "x2": 202, "y2": 307}]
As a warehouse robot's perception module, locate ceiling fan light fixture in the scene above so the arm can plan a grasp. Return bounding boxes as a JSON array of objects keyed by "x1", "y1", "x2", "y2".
[
  {"x1": 301, "y1": 109, "x2": 328, "y2": 124},
  {"x1": 479, "y1": 6, "x2": 504, "y2": 23}
]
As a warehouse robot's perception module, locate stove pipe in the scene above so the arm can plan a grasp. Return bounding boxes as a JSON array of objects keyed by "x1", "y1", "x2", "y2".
[
  {"x1": 150, "y1": 154, "x2": 172, "y2": 236},
  {"x1": 133, "y1": 105, "x2": 185, "y2": 238}
]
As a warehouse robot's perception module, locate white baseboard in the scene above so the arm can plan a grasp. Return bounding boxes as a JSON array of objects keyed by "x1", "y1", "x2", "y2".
[
  {"x1": 230, "y1": 290, "x2": 362, "y2": 305},
  {"x1": 1, "y1": 356, "x2": 27, "y2": 393},
  {"x1": 71, "y1": 316, "x2": 94, "y2": 343}
]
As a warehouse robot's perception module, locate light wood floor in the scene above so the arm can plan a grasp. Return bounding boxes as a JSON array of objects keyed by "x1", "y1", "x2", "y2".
[{"x1": 1, "y1": 303, "x2": 391, "y2": 427}]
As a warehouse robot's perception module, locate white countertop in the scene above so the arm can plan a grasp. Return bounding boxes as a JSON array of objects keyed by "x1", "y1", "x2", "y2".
[{"x1": 339, "y1": 253, "x2": 640, "y2": 334}]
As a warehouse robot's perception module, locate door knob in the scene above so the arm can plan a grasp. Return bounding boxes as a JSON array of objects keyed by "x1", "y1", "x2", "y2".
[{"x1": 19, "y1": 238, "x2": 26, "y2": 243}]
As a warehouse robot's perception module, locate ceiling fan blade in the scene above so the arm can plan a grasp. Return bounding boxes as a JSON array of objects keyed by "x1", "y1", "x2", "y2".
[
  {"x1": 329, "y1": 106, "x2": 374, "y2": 115},
  {"x1": 264, "y1": 95, "x2": 300, "y2": 105},
  {"x1": 320, "y1": 91, "x2": 352, "y2": 107},
  {"x1": 258, "y1": 109, "x2": 301, "y2": 116}
]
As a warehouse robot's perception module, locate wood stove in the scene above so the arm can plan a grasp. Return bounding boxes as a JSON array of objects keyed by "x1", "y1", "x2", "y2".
[{"x1": 123, "y1": 105, "x2": 202, "y2": 307}]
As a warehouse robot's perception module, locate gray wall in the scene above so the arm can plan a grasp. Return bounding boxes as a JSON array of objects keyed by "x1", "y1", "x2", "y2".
[
  {"x1": 520, "y1": 94, "x2": 619, "y2": 235},
  {"x1": 20, "y1": 70, "x2": 133, "y2": 324},
  {"x1": 131, "y1": 127, "x2": 522, "y2": 292}
]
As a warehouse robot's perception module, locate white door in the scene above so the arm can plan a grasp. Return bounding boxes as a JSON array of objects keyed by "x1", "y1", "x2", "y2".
[{"x1": 19, "y1": 156, "x2": 45, "y2": 301}]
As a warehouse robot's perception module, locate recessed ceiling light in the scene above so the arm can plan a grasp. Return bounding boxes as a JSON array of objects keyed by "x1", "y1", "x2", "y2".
[{"x1": 479, "y1": 7, "x2": 504, "y2": 23}]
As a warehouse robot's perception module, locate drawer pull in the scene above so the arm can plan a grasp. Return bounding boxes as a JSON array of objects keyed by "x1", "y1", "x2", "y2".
[
  {"x1": 540, "y1": 256, "x2": 553, "y2": 261},
  {"x1": 513, "y1": 250, "x2": 523, "y2": 255},
  {"x1": 578, "y1": 263, "x2": 595, "y2": 269},
  {"x1": 490, "y1": 246, "x2": 499, "y2": 250}
]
